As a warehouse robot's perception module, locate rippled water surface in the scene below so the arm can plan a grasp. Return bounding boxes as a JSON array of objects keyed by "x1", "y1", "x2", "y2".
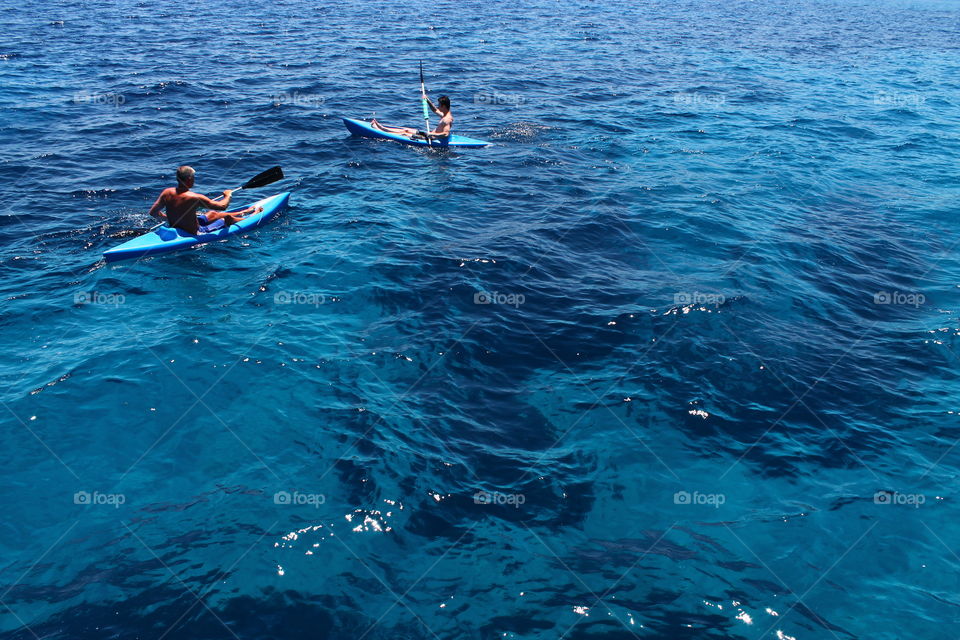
[{"x1": 2, "y1": 0, "x2": 960, "y2": 638}]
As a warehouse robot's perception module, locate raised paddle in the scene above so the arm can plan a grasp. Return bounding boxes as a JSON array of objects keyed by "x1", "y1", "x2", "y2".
[
  {"x1": 148, "y1": 166, "x2": 284, "y2": 231},
  {"x1": 420, "y1": 60, "x2": 432, "y2": 148},
  {"x1": 237, "y1": 165, "x2": 284, "y2": 191}
]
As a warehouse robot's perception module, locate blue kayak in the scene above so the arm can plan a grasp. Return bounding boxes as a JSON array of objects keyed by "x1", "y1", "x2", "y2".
[
  {"x1": 343, "y1": 117, "x2": 491, "y2": 148},
  {"x1": 103, "y1": 192, "x2": 291, "y2": 263}
]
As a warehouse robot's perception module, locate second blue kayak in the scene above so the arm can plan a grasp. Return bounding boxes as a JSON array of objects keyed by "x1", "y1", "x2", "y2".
[
  {"x1": 103, "y1": 192, "x2": 291, "y2": 263},
  {"x1": 343, "y1": 118, "x2": 491, "y2": 148}
]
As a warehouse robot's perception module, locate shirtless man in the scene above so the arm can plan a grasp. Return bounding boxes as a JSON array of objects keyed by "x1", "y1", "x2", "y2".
[
  {"x1": 147, "y1": 166, "x2": 261, "y2": 234},
  {"x1": 371, "y1": 94, "x2": 453, "y2": 140}
]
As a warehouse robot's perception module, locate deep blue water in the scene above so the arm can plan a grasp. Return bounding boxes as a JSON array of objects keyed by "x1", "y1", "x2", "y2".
[{"x1": 2, "y1": 0, "x2": 960, "y2": 638}]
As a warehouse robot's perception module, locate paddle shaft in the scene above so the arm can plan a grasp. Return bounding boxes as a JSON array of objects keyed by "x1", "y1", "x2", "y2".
[{"x1": 420, "y1": 61, "x2": 432, "y2": 147}]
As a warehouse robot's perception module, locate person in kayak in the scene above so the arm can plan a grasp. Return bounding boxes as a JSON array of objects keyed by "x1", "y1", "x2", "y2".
[
  {"x1": 370, "y1": 95, "x2": 453, "y2": 140},
  {"x1": 147, "y1": 166, "x2": 262, "y2": 234}
]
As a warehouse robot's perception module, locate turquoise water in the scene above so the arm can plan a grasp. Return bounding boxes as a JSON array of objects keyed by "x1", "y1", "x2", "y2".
[{"x1": 2, "y1": 0, "x2": 960, "y2": 638}]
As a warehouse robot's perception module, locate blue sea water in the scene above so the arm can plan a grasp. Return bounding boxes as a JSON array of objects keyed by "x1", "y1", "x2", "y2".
[{"x1": 2, "y1": 0, "x2": 960, "y2": 637}]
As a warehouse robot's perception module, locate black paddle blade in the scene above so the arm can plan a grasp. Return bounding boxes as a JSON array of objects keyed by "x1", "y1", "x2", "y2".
[
  {"x1": 241, "y1": 166, "x2": 283, "y2": 190},
  {"x1": 419, "y1": 60, "x2": 424, "y2": 84}
]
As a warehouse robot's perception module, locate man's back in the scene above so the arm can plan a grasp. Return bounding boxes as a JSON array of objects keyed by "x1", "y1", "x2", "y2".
[{"x1": 160, "y1": 188, "x2": 206, "y2": 233}]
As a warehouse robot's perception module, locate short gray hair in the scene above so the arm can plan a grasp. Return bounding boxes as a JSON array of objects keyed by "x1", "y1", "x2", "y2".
[{"x1": 176, "y1": 165, "x2": 195, "y2": 184}]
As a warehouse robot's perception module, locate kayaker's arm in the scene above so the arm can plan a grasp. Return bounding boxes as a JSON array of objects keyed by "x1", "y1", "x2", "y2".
[
  {"x1": 423, "y1": 94, "x2": 442, "y2": 116},
  {"x1": 196, "y1": 190, "x2": 233, "y2": 212},
  {"x1": 147, "y1": 190, "x2": 168, "y2": 220}
]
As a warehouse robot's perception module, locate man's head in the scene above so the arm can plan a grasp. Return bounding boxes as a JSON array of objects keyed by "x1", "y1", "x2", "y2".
[
  {"x1": 438, "y1": 96, "x2": 450, "y2": 113},
  {"x1": 176, "y1": 165, "x2": 195, "y2": 187}
]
